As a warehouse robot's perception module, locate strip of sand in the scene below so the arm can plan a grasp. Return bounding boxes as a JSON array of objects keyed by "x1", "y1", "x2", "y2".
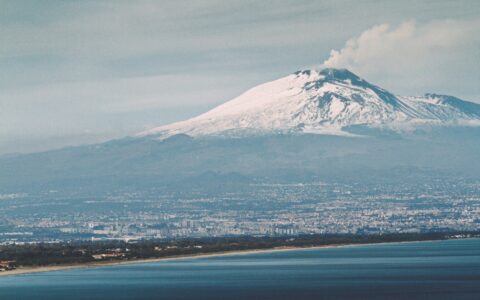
[
  {"x1": 0, "y1": 244, "x2": 344, "y2": 277},
  {"x1": 0, "y1": 239, "x2": 450, "y2": 277}
]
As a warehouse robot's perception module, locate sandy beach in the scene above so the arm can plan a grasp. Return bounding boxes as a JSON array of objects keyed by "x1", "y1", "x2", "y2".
[
  {"x1": 0, "y1": 238, "x2": 453, "y2": 278},
  {"x1": 0, "y1": 244, "x2": 346, "y2": 277}
]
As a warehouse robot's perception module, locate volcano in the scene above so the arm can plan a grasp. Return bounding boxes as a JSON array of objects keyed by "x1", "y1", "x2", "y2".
[{"x1": 140, "y1": 68, "x2": 480, "y2": 138}]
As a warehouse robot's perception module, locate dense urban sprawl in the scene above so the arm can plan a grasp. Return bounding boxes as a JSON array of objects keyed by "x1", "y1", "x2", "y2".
[{"x1": 1, "y1": 177, "x2": 479, "y2": 244}]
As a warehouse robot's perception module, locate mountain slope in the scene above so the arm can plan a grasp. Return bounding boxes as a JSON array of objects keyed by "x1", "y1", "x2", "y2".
[
  {"x1": 2, "y1": 128, "x2": 480, "y2": 193},
  {"x1": 1, "y1": 68, "x2": 480, "y2": 194},
  {"x1": 140, "y1": 68, "x2": 480, "y2": 138}
]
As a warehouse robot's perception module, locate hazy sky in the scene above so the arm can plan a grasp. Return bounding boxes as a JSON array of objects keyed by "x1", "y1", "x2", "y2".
[{"x1": 1, "y1": 0, "x2": 479, "y2": 154}]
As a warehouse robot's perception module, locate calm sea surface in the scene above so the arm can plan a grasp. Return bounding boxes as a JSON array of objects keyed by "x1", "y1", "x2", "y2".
[{"x1": 1, "y1": 239, "x2": 480, "y2": 300}]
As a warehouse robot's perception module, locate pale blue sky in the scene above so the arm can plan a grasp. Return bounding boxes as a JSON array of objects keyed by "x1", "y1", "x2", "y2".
[{"x1": 1, "y1": 0, "x2": 479, "y2": 153}]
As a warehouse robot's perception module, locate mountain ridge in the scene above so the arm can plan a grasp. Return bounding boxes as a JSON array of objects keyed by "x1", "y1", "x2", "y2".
[{"x1": 140, "y1": 68, "x2": 480, "y2": 138}]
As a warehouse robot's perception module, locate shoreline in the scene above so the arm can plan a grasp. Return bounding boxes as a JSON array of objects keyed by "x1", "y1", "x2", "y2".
[{"x1": 0, "y1": 238, "x2": 460, "y2": 277}]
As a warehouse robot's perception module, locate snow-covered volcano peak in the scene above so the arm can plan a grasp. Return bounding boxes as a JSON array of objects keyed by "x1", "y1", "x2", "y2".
[{"x1": 139, "y1": 68, "x2": 480, "y2": 138}]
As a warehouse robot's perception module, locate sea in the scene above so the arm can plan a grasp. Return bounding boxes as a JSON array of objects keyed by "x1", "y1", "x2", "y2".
[{"x1": 1, "y1": 238, "x2": 479, "y2": 300}]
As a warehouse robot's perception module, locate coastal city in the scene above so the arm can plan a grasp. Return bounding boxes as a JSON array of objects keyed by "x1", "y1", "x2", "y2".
[{"x1": 1, "y1": 177, "x2": 479, "y2": 244}]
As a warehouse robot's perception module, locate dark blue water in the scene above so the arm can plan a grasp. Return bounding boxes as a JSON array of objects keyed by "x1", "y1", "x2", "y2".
[{"x1": 1, "y1": 239, "x2": 480, "y2": 300}]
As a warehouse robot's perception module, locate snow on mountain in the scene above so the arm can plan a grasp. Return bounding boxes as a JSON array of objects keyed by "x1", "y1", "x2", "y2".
[{"x1": 139, "y1": 68, "x2": 480, "y2": 138}]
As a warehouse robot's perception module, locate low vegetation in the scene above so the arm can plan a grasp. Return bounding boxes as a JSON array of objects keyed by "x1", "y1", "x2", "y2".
[{"x1": 0, "y1": 231, "x2": 478, "y2": 270}]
